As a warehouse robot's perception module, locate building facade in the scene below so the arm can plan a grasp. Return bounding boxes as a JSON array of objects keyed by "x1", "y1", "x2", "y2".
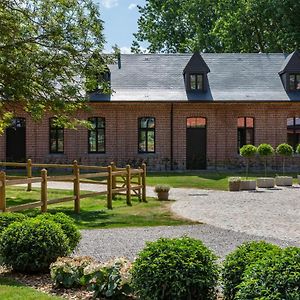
[{"x1": 1, "y1": 52, "x2": 300, "y2": 170}]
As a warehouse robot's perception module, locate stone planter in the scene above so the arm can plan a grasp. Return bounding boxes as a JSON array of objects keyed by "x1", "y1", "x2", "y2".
[
  {"x1": 156, "y1": 191, "x2": 169, "y2": 200},
  {"x1": 240, "y1": 180, "x2": 256, "y2": 190},
  {"x1": 275, "y1": 176, "x2": 293, "y2": 186},
  {"x1": 228, "y1": 181, "x2": 240, "y2": 191},
  {"x1": 256, "y1": 177, "x2": 275, "y2": 188}
]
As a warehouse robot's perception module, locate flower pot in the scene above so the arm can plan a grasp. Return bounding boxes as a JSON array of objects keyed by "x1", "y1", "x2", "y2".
[
  {"x1": 240, "y1": 180, "x2": 256, "y2": 190},
  {"x1": 228, "y1": 181, "x2": 240, "y2": 191},
  {"x1": 256, "y1": 177, "x2": 275, "y2": 188},
  {"x1": 156, "y1": 191, "x2": 169, "y2": 200},
  {"x1": 275, "y1": 176, "x2": 293, "y2": 186}
]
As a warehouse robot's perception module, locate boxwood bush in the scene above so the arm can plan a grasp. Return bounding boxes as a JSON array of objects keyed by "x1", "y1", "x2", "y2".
[
  {"x1": 222, "y1": 241, "x2": 281, "y2": 300},
  {"x1": 131, "y1": 236, "x2": 219, "y2": 300},
  {"x1": 236, "y1": 246, "x2": 300, "y2": 299},
  {"x1": 0, "y1": 212, "x2": 28, "y2": 233},
  {"x1": 35, "y1": 212, "x2": 81, "y2": 251},
  {"x1": 0, "y1": 218, "x2": 70, "y2": 273}
]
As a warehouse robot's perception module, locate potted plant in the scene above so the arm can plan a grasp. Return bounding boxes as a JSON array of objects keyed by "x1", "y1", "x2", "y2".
[
  {"x1": 275, "y1": 143, "x2": 293, "y2": 186},
  {"x1": 228, "y1": 177, "x2": 241, "y2": 191},
  {"x1": 239, "y1": 144, "x2": 257, "y2": 190},
  {"x1": 257, "y1": 143, "x2": 275, "y2": 188},
  {"x1": 154, "y1": 184, "x2": 170, "y2": 200}
]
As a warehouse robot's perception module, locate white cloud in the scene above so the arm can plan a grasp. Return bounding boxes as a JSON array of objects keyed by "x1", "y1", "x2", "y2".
[
  {"x1": 128, "y1": 3, "x2": 137, "y2": 10},
  {"x1": 101, "y1": 0, "x2": 118, "y2": 9},
  {"x1": 120, "y1": 46, "x2": 132, "y2": 54}
]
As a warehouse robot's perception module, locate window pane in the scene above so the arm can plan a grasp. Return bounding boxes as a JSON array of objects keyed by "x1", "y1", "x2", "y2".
[
  {"x1": 190, "y1": 75, "x2": 196, "y2": 90},
  {"x1": 246, "y1": 118, "x2": 254, "y2": 128},
  {"x1": 196, "y1": 75, "x2": 203, "y2": 90},
  {"x1": 57, "y1": 130, "x2": 64, "y2": 152},
  {"x1": 287, "y1": 118, "x2": 294, "y2": 127},
  {"x1": 187, "y1": 117, "x2": 206, "y2": 128},
  {"x1": 246, "y1": 128, "x2": 254, "y2": 144},
  {"x1": 290, "y1": 75, "x2": 295, "y2": 90},
  {"x1": 140, "y1": 118, "x2": 148, "y2": 129},
  {"x1": 296, "y1": 75, "x2": 300, "y2": 90},
  {"x1": 147, "y1": 131, "x2": 155, "y2": 152},
  {"x1": 97, "y1": 129, "x2": 105, "y2": 152},
  {"x1": 139, "y1": 131, "x2": 147, "y2": 152},
  {"x1": 295, "y1": 118, "x2": 300, "y2": 126},
  {"x1": 97, "y1": 118, "x2": 105, "y2": 129},
  {"x1": 89, "y1": 131, "x2": 97, "y2": 152},
  {"x1": 237, "y1": 117, "x2": 245, "y2": 128}
]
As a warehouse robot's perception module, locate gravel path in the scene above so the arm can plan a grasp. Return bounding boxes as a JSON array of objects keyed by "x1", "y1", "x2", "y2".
[
  {"x1": 28, "y1": 181, "x2": 299, "y2": 261},
  {"x1": 75, "y1": 225, "x2": 297, "y2": 261}
]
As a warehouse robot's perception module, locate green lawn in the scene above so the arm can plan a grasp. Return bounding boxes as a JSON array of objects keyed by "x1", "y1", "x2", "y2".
[
  {"x1": 146, "y1": 171, "x2": 299, "y2": 190},
  {"x1": 6, "y1": 186, "x2": 197, "y2": 229},
  {"x1": 0, "y1": 278, "x2": 62, "y2": 300}
]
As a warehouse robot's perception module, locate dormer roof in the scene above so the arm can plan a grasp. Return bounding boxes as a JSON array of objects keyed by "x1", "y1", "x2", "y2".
[
  {"x1": 279, "y1": 51, "x2": 300, "y2": 75},
  {"x1": 183, "y1": 52, "x2": 210, "y2": 74}
]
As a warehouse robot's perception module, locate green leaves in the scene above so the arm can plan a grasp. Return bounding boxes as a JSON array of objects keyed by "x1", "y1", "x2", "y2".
[
  {"x1": 131, "y1": 237, "x2": 219, "y2": 300},
  {"x1": 133, "y1": 0, "x2": 300, "y2": 53},
  {"x1": 0, "y1": 0, "x2": 110, "y2": 128}
]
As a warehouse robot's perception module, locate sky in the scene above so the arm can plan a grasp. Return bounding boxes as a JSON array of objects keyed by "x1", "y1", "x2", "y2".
[{"x1": 94, "y1": 0, "x2": 147, "y2": 53}]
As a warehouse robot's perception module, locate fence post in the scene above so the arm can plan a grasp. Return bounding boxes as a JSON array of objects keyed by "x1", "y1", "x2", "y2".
[
  {"x1": 73, "y1": 160, "x2": 80, "y2": 214},
  {"x1": 126, "y1": 165, "x2": 132, "y2": 206},
  {"x1": 41, "y1": 169, "x2": 48, "y2": 213},
  {"x1": 107, "y1": 165, "x2": 113, "y2": 209},
  {"x1": 141, "y1": 163, "x2": 147, "y2": 202},
  {"x1": 110, "y1": 162, "x2": 116, "y2": 199},
  {"x1": 0, "y1": 171, "x2": 6, "y2": 212},
  {"x1": 137, "y1": 167, "x2": 142, "y2": 202},
  {"x1": 26, "y1": 159, "x2": 32, "y2": 192}
]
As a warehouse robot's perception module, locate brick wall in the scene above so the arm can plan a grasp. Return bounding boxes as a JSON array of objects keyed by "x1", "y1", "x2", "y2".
[{"x1": 1, "y1": 102, "x2": 300, "y2": 170}]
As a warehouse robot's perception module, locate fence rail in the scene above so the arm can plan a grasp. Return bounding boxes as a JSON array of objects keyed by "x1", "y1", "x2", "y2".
[{"x1": 0, "y1": 160, "x2": 147, "y2": 213}]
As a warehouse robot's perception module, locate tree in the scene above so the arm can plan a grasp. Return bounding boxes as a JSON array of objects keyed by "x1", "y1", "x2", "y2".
[
  {"x1": 133, "y1": 0, "x2": 300, "y2": 53},
  {"x1": 275, "y1": 143, "x2": 293, "y2": 175},
  {"x1": 0, "y1": 0, "x2": 111, "y2": 132},
  {"x1": 132, "y1": 0, "x2": 220, "y2": 53},
  {"x1": 240, "y1": 144, "x2": 257, "y2": 178},
  {"x1": 257, "y1": 144, "x2": 274, "y2": 177},
  {"x1": 214, "y1": 0, "x2": 300, "y2": 53}
]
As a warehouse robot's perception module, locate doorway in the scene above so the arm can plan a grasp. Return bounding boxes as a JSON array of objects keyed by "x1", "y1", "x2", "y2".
[
  {"x1": 186, "y1": 117, "x2": 207, "y2": 169},
  {"x1": 6, "y1": 118, "x2": 26, "y2": 162}
]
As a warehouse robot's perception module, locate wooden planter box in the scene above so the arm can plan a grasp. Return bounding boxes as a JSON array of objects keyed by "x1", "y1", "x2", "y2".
[
  {"x1": 228, "y1": 181, "x2": 240, "y2": 191},
  {"x1": 156, "y1": 191, "x2": 169, "y2": 200},
  {"x1": 240, "y1": 180, "x2": 256, "y2": 190},
  {"x1": 256, "y1": 178, "x2": 275, "y2": 188},
  {"x1": 275, "y1": 176, "x2": 293, "y2": 186}
]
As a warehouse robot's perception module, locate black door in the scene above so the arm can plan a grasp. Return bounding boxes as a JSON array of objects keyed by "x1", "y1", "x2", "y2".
[
  {"x1": 6, "y1": 118, "x2": 26, "y2": 162},
  {"x1": 186, "y1": 117, "x2": 207, "y2": 170}
]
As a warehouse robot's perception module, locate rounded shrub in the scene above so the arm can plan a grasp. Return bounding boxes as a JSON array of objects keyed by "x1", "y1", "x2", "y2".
[
  {"x1": 35, "y1": 212, "x2": 81, "y2": 251},
  {"x1": 222, "y1": 241, "x2": 281, "y2": 300},
  {"x1": 131, "y1": 236, "x2": 219, "y2": 300},
  {"x1": 236, "y1": 247, "x2": 300, "y2": 300},
  {"x1": 296, "y1": 144, "x2": 300, "y2": 154},
  {"x1": 276, "y1": 143, "x2": 293, "y2": 157},
  {"x1": 0, "y1": 218, "x2": 70, "y2": 273},
  {"x1": 0, "y1": 212, "x2": 28, "y2": 233},
  {"x1": 257, "y1": 143, "x2": 274, "y2": 157},
  {"x1": 239, "y1": 145, "x2": 257, "y2": 158}
]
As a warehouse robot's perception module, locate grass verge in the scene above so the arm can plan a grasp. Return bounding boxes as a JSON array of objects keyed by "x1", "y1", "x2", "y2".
[
  {"x1": 0, "y1": 277, "x2": 62, "y2": 300},
  {"x1": 6, "y1": 186, "x2": 197, "y2": 229}
]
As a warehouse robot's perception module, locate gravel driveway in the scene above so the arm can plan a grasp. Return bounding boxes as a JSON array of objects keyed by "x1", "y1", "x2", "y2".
[{"x1": 28, "y1": 181, "x2": 299, "y2": 260}]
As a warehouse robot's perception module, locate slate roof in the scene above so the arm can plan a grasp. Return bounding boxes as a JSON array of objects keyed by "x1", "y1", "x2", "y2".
[{"x1": 90, "y1": 53, "x2": 300, "y2": 102}]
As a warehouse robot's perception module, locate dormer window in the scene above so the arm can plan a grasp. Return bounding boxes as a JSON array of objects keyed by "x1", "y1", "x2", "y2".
[
  {"x1": 190, "y1": 74, "x2": 203, "y2": 91},
  {"x1": 289, "y1": 74, "x2": 300, "y2": 91},
  {"x1": 183, "y1": 53, "x2": 210, "y2": 93}
]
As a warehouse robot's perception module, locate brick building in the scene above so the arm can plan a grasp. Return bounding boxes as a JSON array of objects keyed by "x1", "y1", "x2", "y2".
[{"x1": 1, "y1": 52, "x2": 300, "y2": 170}]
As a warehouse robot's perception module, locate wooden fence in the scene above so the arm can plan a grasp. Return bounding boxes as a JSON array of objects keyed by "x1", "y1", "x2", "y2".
[{"x1": 0, "y1": 160, "x2": 147, "y2": 213}]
